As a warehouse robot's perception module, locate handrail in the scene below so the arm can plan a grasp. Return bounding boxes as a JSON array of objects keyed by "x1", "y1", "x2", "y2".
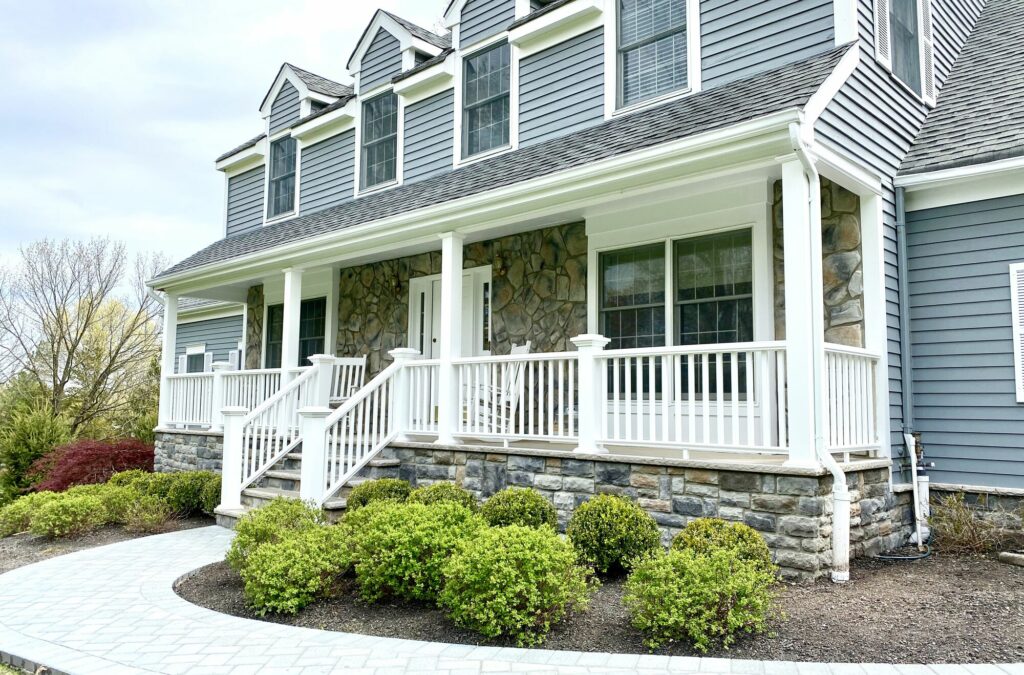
[
  {"x1": 599, "y1": 341, "x2": 787, "y2": 359},
  {"x1": 823, "y1": 343, "x2": 880, "y2": 358},
  {"x1": 453, "y1": 351, "x2": 576, "y2": 364},
  {"x1": 324, "y1": 361, "x2": 402, "y2": 427}
]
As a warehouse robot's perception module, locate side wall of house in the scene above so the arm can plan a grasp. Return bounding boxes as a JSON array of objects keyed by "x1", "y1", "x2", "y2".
[
  {"x1": 225, "y1": 166, "x2": 265, "y2": 237},
  {"x1": 269, "y1": 81, "x2": 301, "y2": 135},
  {"x1": 336, "y1": 222, "x2": 588, "y2": 375},
  {"x1": 173, "y1": 315, "x2": 244, "y2": 373},
  {"x1": 299, "y1": 130, "x2": 356, "y2": 214},
  {"x1": 906, "y1": 194, "x2": 1024, "y2": 491},
  {"x1": 815, "y1": 0, "x2": 984, "y2": 480}
]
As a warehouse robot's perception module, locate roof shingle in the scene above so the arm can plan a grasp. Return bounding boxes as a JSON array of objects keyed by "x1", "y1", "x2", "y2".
[
  {"x1": 158, "y1": 45, "x2": 849, "y2": 282},
  {"x1": 899, "y1": 0, "x2": 1024, "y2": 175},
  {"x1": 286, "y1": 63, "x2": 353, "y2": 98}
]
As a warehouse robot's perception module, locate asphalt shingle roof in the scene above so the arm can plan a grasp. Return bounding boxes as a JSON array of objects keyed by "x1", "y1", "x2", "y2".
[
  {"x1": 156, "y1": 45, "x2": 849, "y2": 282},
  {"x1": 393, "y1": 48, "x2": 454, "y2": 84},
  {"x1": 287, "y1": 63, "x2": 353, "y2": 98},
  {"x1": 899, "y1": 0, "x2": 1024, "y2": 175},
  {"x1": 381, "y1": 10, "x2": 452, "y2": 49},
  {"x1": 508, "y1": 0, "x2": 576, "y2": 30},
  {"x1": 215, "y1": 133, "x2": 266, "y2": 163}
]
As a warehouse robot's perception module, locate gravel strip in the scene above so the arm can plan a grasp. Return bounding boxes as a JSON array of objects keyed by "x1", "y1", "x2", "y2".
[{"x1": 176, "y1": 551, "x2": 1024, "y2": 664}]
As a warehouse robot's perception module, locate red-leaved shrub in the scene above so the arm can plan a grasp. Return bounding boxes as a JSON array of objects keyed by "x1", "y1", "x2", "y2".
[{"x1": 29, "y1": 440, "x2": 154, "y2": 492}]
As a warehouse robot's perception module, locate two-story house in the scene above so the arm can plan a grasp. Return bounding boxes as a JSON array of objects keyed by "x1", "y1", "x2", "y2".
[{"x1": 148, "y1": 0, "x2": 1017, "y2": 582}]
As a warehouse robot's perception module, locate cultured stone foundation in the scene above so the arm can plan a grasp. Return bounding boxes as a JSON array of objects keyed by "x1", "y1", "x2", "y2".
[
  {"x1": 383, "y1": 443, "x2": 912, "y2": 581},
  {"x1": 154, "y1": 431, "x2": 223, "y2": 473}
]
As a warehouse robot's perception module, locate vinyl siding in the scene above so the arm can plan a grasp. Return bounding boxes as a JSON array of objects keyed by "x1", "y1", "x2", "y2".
[
  {"x1": 701, "y1": 0, "x2": 835, "y2": 88},
  {"x1": 403, "y1": 90, "x2": 454, "y2": 184},
  {"x1": 299, "y1": 130, "x2": 356, "y2": 214},
  {"x1": 174, "y1": 315, "x2": 244, "y2": 373},
  {"x1": 814, "y1": 0, "x2": 983, "y2": 479},
  {"x1": 906, "y1": 194, "x2": 1024, "y2": 490},
  {"x1": 519, "y1": 27, "x2": 604, "y2": 147},
  {"x1": 360, "y1": 29, "x2": 403, "y2": 94},
  {"x1": 225, "y1": 166, "x2": 265, "y2": 237},
  {"x1": 269, "y1": 81, "x2": 301, "y2": 135},
  {"x1": 460, "y1": 0, "x2": 515, "y2": 49}
]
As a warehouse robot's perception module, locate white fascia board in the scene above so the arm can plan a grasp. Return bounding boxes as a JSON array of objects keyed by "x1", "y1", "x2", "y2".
[
  {"x1": 292, "y1": 100, "x2": 357, "y2": 143},
  {"x1": 443, "y1": 0, "x2": 467, "y2": 29},
  {"x1": 151, "y1": 109, "x2": 801, "y2": 291},
  {"x1": 802, "y1": 44, "x2": 859, "y2": 131},
  {"x1": 259, "y1": 65, "x2": 313, "y2": 118},
  {"x1": 348, "y1": 12, "x2": 443, "y2": 71},
  {"x1": 509, "y1": 0, "x2": 604, "y2": 57},
  {"x1": 833, "y1": 0, "x2": 859, "y2": 45},
  {"x1": 812, "y1": 139, "x2": 884, "y2": 197},
  {"x1": 896, "y1": 156, "x2": 1024, "y2": 211},
  {"x1": 216, "y1": 138, "x2": 267, "y2": 175},
  {"x1": 394, "y1": 55, "x2": 455, "y2": 102}
]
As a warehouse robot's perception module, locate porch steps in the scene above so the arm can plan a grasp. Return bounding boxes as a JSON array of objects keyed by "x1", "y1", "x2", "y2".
[{"x1": 215, "y1": 454, "x2": 401, "y2": 527}]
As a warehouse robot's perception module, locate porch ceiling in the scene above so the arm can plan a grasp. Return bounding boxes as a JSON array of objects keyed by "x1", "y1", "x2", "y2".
[{"x1": 151, "y1": 46, "x2": 852, "y2": 293}]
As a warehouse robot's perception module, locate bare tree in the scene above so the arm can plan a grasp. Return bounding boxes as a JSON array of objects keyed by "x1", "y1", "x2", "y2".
[{"x1": 0, "y1": 238, "x2": 167, "y2": 435}]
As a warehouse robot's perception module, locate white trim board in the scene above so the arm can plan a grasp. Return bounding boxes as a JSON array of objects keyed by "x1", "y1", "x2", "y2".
[{"x1": 895, "y1": 157, "x2": 1024, "y2": 211}]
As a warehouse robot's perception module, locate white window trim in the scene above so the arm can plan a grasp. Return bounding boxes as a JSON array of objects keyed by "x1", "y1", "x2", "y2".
[
  {"x1": 1010, "y1": 262, "x2": 1024, "y2": 403},
  {"x1": 454, "y1": 33, "x2": 519, "y2": 167},
  {"x1": 185, "y1": 344, "x2": 207, "y2": 356},
  {"x1": 263, "y1": 131, "x2": 300, "y2": 224},
  {"x1": 603, "y1": 0, "x2": 701, "y2": 119},
  {"x1": 873, "y1": 0, "x2": 936, "y2": 106}
]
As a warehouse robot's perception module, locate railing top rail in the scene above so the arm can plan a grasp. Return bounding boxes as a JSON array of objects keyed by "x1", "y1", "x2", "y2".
[
  {"x1": 823, "y1": 343, "x2": 880, "y2": 358},
  {"x1": 325, "y1": 360, "x2": 403, "y2": 426},
  {"x1": 222, "y1": 368, "x2": 283, "y2": 377},
  {"x1": 599, "y1": 341, "x2": 787, "y2": 358},
  {"x1": 242, "y1": 364, "x2": 318, "y2": 425},
  {"x1": 406, "y1": 358, "x2": 440, "y2": 367},
  {"x1": 166, "y1": 372, "x2": 214, "y2": 380},
  {"x1": 453, "y1": 351, "x2": 577, "y2": 364}
]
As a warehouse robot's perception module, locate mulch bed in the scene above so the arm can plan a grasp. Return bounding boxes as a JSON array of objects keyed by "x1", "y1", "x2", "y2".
[
  {"x1": 0, "y1": 517, "x2": 213, "y2": 576},
  {"x1": 176, "y1": 549, "x2": 1024, "y2": 664}
]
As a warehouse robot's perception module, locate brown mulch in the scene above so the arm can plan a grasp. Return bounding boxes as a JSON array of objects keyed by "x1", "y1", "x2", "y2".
[
  {"x1": 0, "y1": 517, "x2": 213, "y2": 576},
  {"x1": 175, "y1": 550, "x2": 1024, "y2": 664}
]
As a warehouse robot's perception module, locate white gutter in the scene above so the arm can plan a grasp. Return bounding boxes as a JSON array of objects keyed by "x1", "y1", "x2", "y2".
[{"x1": 789, "y1": 121, "x2": 850, "y2": 584}]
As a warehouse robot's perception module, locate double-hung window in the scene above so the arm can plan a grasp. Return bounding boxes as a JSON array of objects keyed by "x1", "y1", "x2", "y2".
[
  {"x1": 463, "y1": 42, "x2": 511, "y2": 158},
  {"x1": 889, "y1": 0, "x2": 922, "y2": 94},
  {"x1": 362, "y1": 92, "x2": 398, "y2": 189},
  {"x1": 264, "y1": 298, "x2": 327, "y2": 369},
  {"x1": 268, "y1": 136, "x2": 297, "y2": 218},
  {"x1": 618, "y1": 0, "x2": 688, "y2": 107}
]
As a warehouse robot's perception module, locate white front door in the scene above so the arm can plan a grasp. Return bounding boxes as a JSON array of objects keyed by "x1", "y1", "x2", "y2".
[{"x1": 408, "y1": 266, "x2": 491, "y2": 358}]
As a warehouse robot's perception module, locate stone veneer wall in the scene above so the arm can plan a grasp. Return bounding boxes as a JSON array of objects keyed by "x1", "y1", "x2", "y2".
[
  {"x1": 773, "y1": 177, "x2": 865, "y2": 347},
  {"x1": 336, "y1": 222, "x2": 588, "y2": 375},
  {"x1": 245, "y1": 284, "x2": 264, "y2": 370},
  {"x1": 154, "y1": 431, "x2": 223, "y2": 473},
  {"x1": 381, "y1": 444, "x2": 912, "y2": 581}
]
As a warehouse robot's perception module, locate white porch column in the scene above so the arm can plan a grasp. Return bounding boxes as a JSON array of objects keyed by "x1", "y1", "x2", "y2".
[
  {"x1": 436, "y1": 232, "x2": 464, "y2": 445},
  {"x1": 571, "y1": 334, "x2": 610, "y2": 454},
  {"x1": 781, "y1": 158, "x2": 826, "y2": 466},
  {"x1": 157, "y1": 293, "x2": 178, "y2": 427},
  {"x1": 281, "y1": 267, "x2": 303, "y2": 371}
]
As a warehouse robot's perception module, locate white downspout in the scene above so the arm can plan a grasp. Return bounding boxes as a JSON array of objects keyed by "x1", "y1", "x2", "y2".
[{"x1": 789, "y1": 122, "x2": 850, "y2": 583}]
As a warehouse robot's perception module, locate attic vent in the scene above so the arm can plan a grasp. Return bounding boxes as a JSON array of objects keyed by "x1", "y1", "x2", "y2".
[{"x1": 1010, "y1": 263, "x2": 1024, "y2": 403}]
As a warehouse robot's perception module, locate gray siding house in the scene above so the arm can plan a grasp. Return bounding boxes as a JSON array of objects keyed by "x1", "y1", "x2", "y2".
[{"x1": 149, "y1": 0, "x2": 1021, "y2": 581}]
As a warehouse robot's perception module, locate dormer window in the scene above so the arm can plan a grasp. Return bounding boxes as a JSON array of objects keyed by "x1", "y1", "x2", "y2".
[
  {"x1": 463, "y1": 42, "x2": 510, "y2": 158},
  {"x1": 618, "y1": 0, "x2": 688, "y2": 107},
  {"x1": 362, "y1": 91, "x2": 398, "y2": 189},
  {"x1": 268, "y1": 136, "x2": 297, "y2": 218},
  {"x1": 889, "y1": 0, "x2": 922, "y2": 94}
]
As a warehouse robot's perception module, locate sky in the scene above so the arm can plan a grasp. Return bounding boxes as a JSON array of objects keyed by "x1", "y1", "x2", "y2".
[{"x1": 0, "y1": 0, "x2": 444, "y2": 270}]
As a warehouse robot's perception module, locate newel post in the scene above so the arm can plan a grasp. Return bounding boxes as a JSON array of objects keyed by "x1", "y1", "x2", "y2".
[
  {"x1": 209, "y1": 362, "x2": 232, "y2": 432},
  {"x1": 219, "y1": 406, "x2": 248, "y2": 511},
  {"x1": 307, "y1": 354, "x2": 336, "y2": 407},
  {"x1": 298, "y1": 407, "x2": 331, "y2": 503},
  {"x1": 389, "y1": 348, "x2": 420, "y2": 441},
  {"x1": 571, "y1": 334, "x2": 610, "y2": 455}
]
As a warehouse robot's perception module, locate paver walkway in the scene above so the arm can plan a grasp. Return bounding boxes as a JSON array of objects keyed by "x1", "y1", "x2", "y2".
[{"x1": 0, "y1": 526, "x2": 1020, "y2": 675}]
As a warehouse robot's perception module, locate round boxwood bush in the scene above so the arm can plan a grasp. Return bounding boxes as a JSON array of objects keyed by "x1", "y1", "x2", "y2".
[
  {"x1": 346, "y1": 478, "x2": 411, "y2": 511},
  {"x1": 624, "y1": 548, "x2": 778, "y2": 651},
  {"x1": 200, "y1": 474, "x2": 222, "y2": 515},
  {"x1": 29, "y1": 494, "x2": 106, "y2": 537},
  {"x1": 352, "y1": 501, "x2": 484, "y2": 602},
  {"x1": 408, "y1": 482, "x2": 476, "y2": 510},
  {"x1": 0, "y1": 491, "x2": 60, "y2": 537},
  {"x1": 138, "y1": 472, "x2": 177, "y2": 501},
  {"x1": 108, "y1": 469, "x2": 151, "y2": 488},
  {"x1": 226, "y1": 498, "x2": 326, "y2": 573},
  {"x1": 480, "y1": 487, "x2": 556, "y2": 529},
  {"x1": 566, "y1": 494, "x2": 661, "y2": 574},
  {"x1": 242, "y1": 525, "x2": 351, "y2": 615},
  {"x1": 124, "y1": 494, "x2": 173, "y2": 533},
  {"x1": 97, "y1": 485, "x2": 141, "y2": 524},
  {"x1": 671, "y1": 518, "x2": 774, "y2": 573},
  {"x1": 439, "y1": 524, "x2": 592, "y2": 646},
  {"x1": 166, "y1": 471, "x2": 217, "y2": 516}
]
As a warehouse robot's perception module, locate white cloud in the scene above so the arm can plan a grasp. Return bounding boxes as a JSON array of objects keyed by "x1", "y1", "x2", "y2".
[{"x1": 0, "y1": 0, "x2": 443, "y2": 268}]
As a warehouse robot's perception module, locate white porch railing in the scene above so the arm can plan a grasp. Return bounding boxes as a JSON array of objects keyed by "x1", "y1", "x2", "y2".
[
  {"x1": 596, "y1": 342, "x2": 789, "y2": 456},
  {"x1": 222, "y1": 369, "x2": 283, "y2": 411},
  {"x1": 824, "y1": 344, "x2": 880, "y2": 456},
  {"x1": 455, "y1": 353, "x2": 578, "y2": 442},
  {"x1": 405, "y1": 359, "x2": 440, "y2": 434},
  {"x1": 164, "y1": 373, "x2": 215, "y2": 427}
]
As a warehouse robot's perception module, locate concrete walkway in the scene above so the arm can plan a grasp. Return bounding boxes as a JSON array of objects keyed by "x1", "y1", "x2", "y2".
[{"x1": 0, "y1": 526, "x2": 1020, "y2": 675}]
